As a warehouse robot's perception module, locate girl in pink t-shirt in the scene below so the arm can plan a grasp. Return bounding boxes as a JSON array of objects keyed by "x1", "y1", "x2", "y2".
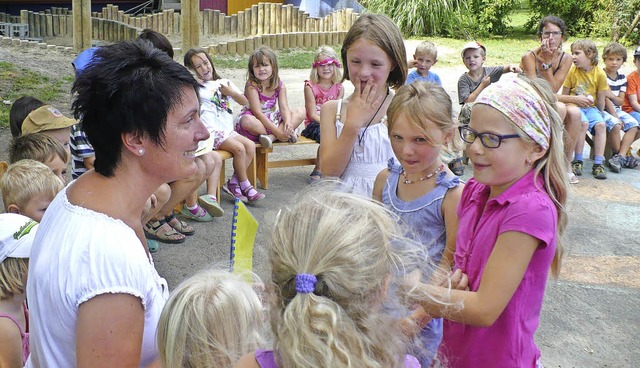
[
  {"x1": 301, "y1": 46, "x2": 344, "y2": 182},
  {"x1": 408, "y1": 75, "x2": 568, "y2": 367}
]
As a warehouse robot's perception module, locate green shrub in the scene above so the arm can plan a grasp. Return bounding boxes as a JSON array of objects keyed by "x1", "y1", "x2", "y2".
[{"x1": 469, "y1": 0, "x2": 519, "y2": 35}]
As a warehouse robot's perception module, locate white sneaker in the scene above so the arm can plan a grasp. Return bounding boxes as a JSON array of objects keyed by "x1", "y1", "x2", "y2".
[{"x1": 258, "y1": 134, "x2": 272, "y2": 148}]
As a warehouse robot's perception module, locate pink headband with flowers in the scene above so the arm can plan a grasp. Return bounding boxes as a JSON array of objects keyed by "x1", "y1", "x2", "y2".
[
  {"x1": 313, "y1": 58, "x2": 341, "y2": 68},
  {"x1": 475, "y1": 77, "x2": 551, "y2": 150}
]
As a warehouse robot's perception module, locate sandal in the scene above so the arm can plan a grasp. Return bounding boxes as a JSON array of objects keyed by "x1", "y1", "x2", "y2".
[
  {"x1": 241, "y1": 184, "x2": 265, "y2": 203},
  {"x1": 624, "y1": 155, "x2": 639, "y2": 168},
  {"x1": 308, "y1": 170, "x2": 322, "y2": 184},
  {"x1": 178, "y1": 205, "x2": 212, "y2": 224},
  {"x1": 222, "y1": 180, "x2": 248, "y2": 203},
  {"x1": 448, "y1": 157, "x2": 465, "y2": 176},
  {"x1": 146, "y1": 239, "x2": 159, "y2": 253},
  {"x1": 198, "y1": 194, "x2": 224, "y2": 217},
  {"x1": 144, "y1": 219, "x2": 186, "y2": 244}
]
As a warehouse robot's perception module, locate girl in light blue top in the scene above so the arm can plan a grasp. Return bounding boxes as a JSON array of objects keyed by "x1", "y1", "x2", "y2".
[{"x1": 373, "y1": 81, "x2": 463, "y2": 367}]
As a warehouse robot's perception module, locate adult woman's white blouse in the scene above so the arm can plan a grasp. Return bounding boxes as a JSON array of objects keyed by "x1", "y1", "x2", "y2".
[{"x1": 26, "y1": 187, "x2": 169, "y2": 367}]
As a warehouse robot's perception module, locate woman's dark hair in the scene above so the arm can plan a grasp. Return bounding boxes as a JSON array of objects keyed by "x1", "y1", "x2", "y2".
[
  {"x1": 71, "y1": 39, "x2": 199, "y2": 177},
  {"x1": 138, "y1": 28, "x2": 174, "y2": 58},
  {"x1": 537, "y1": 15, "x2": 567, "y2": 38},
  {"x1": 9, "y1": 96, "x2": 44, "y2": 138}
]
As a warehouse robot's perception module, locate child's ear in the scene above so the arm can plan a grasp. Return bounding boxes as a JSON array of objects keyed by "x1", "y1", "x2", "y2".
[
  {"x1": 433, "y1": 59, "x2": 438, "y2": 65},
  {"x1": 528, "y1": 143, "x2": 547, "y2": 164},
  {"x1": 0, "y1": 161, "x2": 7, "y2": 176},
  {"x1": 6, "y1": 204, "x2": 21, "y2": 214}
]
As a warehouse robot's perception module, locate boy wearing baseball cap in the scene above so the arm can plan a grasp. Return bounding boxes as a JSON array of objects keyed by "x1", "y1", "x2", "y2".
[
  {"x1": 0, "y1": 213, "x2": 39, "y2": 366},
  {"x1": 20, "y1": 105, "x2": 76, "y2": 160}
]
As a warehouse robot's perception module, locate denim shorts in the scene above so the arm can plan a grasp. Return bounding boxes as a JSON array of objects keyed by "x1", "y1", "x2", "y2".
[
  {"x1": 579, "y1": 107, "x2": 606, "y2": 133},
  {"x1": 603, "y1": 106, "x2": 640, "y2": 132}
]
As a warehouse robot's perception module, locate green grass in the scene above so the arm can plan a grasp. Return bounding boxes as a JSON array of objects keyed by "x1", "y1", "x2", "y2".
[
  {"x1": 0, "y1": 62, "x2": 69, "y2": 128},
  {"x1": 213, "y1": 47, "x2": 338, "y2": 69}
]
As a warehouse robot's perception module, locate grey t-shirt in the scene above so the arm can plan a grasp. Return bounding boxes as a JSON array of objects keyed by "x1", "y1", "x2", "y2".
[{"x1": 457, "y1": 66, "x2": 504, "y2": 104}]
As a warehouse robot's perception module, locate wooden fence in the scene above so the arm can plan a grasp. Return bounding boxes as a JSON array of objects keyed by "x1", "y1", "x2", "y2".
[{"x1": 0, "y1": 3, "x2": 359, "y2": 54}]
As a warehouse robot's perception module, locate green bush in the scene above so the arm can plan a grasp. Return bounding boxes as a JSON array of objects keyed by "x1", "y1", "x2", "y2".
[{"x1": 469, "y1": 0, "x2": 519, "y2": 35}]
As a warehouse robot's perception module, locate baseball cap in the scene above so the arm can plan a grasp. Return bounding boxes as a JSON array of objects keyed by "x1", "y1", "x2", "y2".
[
  {"x1": 21, "y1": 105, "x2": 76, "y2": 135},
  {"x1": 461, "y1": 41, "x2": 486, "y2": 57},
  {"x1": 0, "y1": 213, "x2": 38, "y2": 263},
  {"x1": 634, "y1": 45, "x2": 640, "y2": 57}
]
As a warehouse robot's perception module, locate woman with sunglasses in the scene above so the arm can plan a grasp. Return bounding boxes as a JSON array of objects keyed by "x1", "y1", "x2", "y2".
[
  {"x1": 406, "y1": 75, "x2": 569, "y2": 367},
  {"x1": 521, "y1": 15, "x2": 583, "y2": 184}
]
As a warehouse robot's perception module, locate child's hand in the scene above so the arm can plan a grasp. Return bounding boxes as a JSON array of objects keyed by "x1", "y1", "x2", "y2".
[
  {"x1": 574, "y1": 95, "x2": 592, "y2": 107},
  {"x1": 346, "y1": 77, "x2": 386, "y2": 129},
  {"x1": 407, "y1": 59, "x2": 418, "y2": 68},
  {"x1": 219, "y1": 81, "x2": 233, "y2": 97},
  {"x1": 480, "y1": 76, "x2": 491, "y2": 88},
  {"x1": 274, "y1": 126, "x2": 290, "y2": 142},
  {"x1": 449, "y1": 269, "x2": 469, "y2": 291},
  {"x1": 508, "y1": 64, "x2": 522, "y2": 73}
]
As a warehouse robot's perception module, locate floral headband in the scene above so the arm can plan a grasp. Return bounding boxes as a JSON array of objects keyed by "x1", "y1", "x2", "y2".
[
  {"x1": 313, "y1": 58, "x2": 341, "y2": 68},
  {"x1": 475, "y1": 77, "x2": 551, "y2": 150}
]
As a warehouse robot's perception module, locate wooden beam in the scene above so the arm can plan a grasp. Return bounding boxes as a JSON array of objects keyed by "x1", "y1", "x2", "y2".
[
  {"x1": 181, "y1": 0, "x2": 200, "y2": 51},
  {"x1": 72, "y1": 0, "x2": 91, "y2": 51}
]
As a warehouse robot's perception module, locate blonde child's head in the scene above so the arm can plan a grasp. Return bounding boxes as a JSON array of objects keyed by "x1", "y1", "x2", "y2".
[
  {"x1": 414, "y1": 41, "x2": 438, "y2": 61},
  {"x1": 602, "y1": 42, "x2": 627, "y2": 63},
  {"x1": 571, "y1": 39, "x2": 599, "y2": 66},
  {"x1": 1, "y1": 159, "x2": 64, "y2": 222},
  {"x1": 387, "y1": 81, "x2": 455, "y2": 147},
  {"x1": 309, "y1": 45, "x2": 342, "y2": 85},
  {"x1": 157, "y1": 269, "x2": 264, "y2": 368},
  {"x1": 9, "y1": 133, "x2": 69, "y2": 184},
  {"x1": 184, "y1": 48, "x2": 221, "y2": 82},
  {"x1": 247, "y1": 46, "x2": 280, "y2": 91},
  {"x1": 341, "y1": 13, "x2": 408, "y2": 90},
  {"x1": 0, "y1": 213, "x2": 38, "y2": 300},
  {"x1": 268, "y1": 187, "x2": 417, "y2": 367},
  {"x1": 473, "y1": 75, "x2": 568, "y2": 276}
]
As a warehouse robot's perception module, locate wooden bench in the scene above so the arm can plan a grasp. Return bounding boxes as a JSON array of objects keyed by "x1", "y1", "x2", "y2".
[{"x1": 255, "y1": 136, "x2": 318, "y2": 189}]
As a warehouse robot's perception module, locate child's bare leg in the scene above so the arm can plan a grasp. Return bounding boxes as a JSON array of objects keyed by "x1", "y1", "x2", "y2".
[
  {"x1": 177, "y1": 154, "x2": 215, "y2": 222},
  {"x1": 220, "y1": 138, "x2": 249, "y2": 182},
  {"x1": 609, "y1": 124, "x2": 622, "y2": 154},
  {"x1": 574, "y1": 120, "x2": 589, "y2": 159},
  {"x1": 238, "y1": 135, "x2": 256, "y2": 171},
  {"x1": 620, "y1": 126, "x2": 638, "y2": 155},
  {"x1": 205, "y1": 150, "x2": 222, "y2": 197},
  {"x1": 564, "y1": 105, "x2": 582, "y2": 164},
  {"x1": 290, "y1": 107, "x2": 307, "y2": 131},
  {"x1": 142, "y1": 183, "x2": 171, "y2": 224},
  {"x1": 238, "y1": 115, "x2": 268, "y2": 138},
  {"x1": 593, "y1": 122, "x2": 607, "y2": 157}
]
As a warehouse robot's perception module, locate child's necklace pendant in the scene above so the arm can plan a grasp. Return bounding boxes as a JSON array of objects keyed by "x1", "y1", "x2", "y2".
[{"x1": 402, "y1": 164, "x2": 443, "y2": 184}]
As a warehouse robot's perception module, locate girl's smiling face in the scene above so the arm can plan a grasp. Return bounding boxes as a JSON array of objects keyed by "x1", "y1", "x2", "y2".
[
  {"x1": 316, "y1": 56, "x2": 336, "y2": 82},
  {"x1": 190, "y1": 53, "x2": 213, "y2": 81},
  {"x1": 252, "y1": 57, "x2": 273, "y2": 83},
  {"x1": 466, "y1": 104, "x2": 543, "y2": 198},
  {"x1": 346, "y1": 38, "x2": 394, "y2": 94}
]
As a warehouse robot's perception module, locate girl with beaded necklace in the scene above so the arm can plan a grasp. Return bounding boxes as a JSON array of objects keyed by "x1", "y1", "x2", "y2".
[
  {"x1": 319, "y1": 13, "x2": 407, "y2": 197},
  {"x1": 372, "y1": 81, "x2": 463, "y2": 367}
]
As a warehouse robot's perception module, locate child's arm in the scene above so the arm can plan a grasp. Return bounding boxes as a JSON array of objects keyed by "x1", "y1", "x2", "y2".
[
  {"x1": 304, "y1": 84, "x2": 320, "y2": 124},
  {"x1": 277, "y1": 83, "x2": 294, "y2": 136},
  {"x1": 559, "y1": 87, "x2": 592, "y2": 107},
  {"x1": 83, "y1": 156, "x2": 95, "y2": 170},
  {"x1": 604, "y1": 96, "x2": 619, "y2": 117},
  {"x1": 413, "y1": 230, "x2": 540, "y2": 327},
  {"x1": 596, "y1": 90, "x2": 606, "y2": 112},
  {"x1": 502, "y1": 64, "x2": 522, "y2": 74},
  {"x1": 606, "y1": 89, "x2": 625, "y2": 106},
  {"x1": 220, "y1": 80, "x2": 248, "y2": 106},
  {"x1": 629, "y1": 93, "x2": 640, "y2": 112},
  {"x1": 245, "y1": 84, "x2": 288, "y2": 141},
  {"x1": 465, "y1": 76, "x2": 491, "y2": 103},
  {"x1": 0, "y1": 322, "x2": 23, "y2": 367},
  {"x1": 372, "y1": 168, "x2": 390, "y2": 202},
  {"x1": 440, "y1": 184, "x2": 463, "y2": 269}
]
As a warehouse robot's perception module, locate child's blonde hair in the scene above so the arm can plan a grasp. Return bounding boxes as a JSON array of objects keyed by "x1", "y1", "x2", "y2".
[
  {"x1": 309, "y1": 45, "x2": 342, "y2": 85},
  {"x1": 602, "y1": 42, "x2": 628, "y2": 63},
  {"x1": 0, "y1": 257, "x2": 28, "y2": 300},
  {"x1": 387, "y1": 82, "x2": 456, "y2": 149},
  {"x1": 414, "y1": 41, "x2": 438, "y2": 60},
  {"x1": 1, "y1": 159, "x2": 64, "y2": 210},
  {"x1": 157, "y1": 269, "x2": 264, "y2": 368},
  {"x1": 571, "y1": 39, "x2": 599, "y2": 66},
  {"x1": 247, "y1": 46, "x2": 280, "y2": 92},
  {"x1": 269, "y1": 187, "x2": 416, "y2": 368},
  {"x1": 9, "y1": 133, "x2": 69, "y2": 165},
  {"x1": 341, "y1": 13, "x2": 408, "y2": 90}
]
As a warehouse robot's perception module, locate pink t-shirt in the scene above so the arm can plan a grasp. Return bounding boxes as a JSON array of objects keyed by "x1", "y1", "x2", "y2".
[
  {"x1": 438, "y1": 170, "x2": 557, "y2": 368},
  {"x1": 303, "y1": 80, "x2": 343, "y2": 126}
]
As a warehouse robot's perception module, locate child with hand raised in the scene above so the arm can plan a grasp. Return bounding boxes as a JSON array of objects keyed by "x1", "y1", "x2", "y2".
[
  {"x1": 185, "y1": 48, "x2": 264, "y2": 203},
  {"x1": 319, "y1": 13, "x2": 407, "y2": 197},
  {"x1": 236, "y1": 46, "x2": 305, "y2": 149},
  {"x1": 407, "y1": 75, "x2": 568, "y2": 367},
  {"x1": 373, "y1": 81, "x2": 463, "y2": 367},
  {"x1": 301, "y1": 46, "x2": 344, "y2": 182}
]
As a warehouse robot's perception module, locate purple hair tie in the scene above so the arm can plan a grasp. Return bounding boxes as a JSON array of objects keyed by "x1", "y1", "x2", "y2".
[{"x1": 295, "y1": 273, "x2": 317, "y2": 294}]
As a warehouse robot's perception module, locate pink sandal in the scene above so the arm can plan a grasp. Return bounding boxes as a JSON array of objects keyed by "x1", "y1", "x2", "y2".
[
  {"x1": 241, "y1": 184, "x2": 265, "y2": 202},
  {"x1": 222, "y1": 180, "x2": 248, "y2": 203}
]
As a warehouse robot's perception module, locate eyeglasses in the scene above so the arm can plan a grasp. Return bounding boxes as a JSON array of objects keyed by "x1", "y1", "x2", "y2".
[
  {"x1": 542, "y1": 31, "x2": 562, "y2": 38},
  {"x1": 459, "y1": 126, "x2": 520, "y2": 148}
]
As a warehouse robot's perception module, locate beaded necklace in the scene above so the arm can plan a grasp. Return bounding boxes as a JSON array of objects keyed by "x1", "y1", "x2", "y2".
[{"x1": 401, "y1": 164, "x2": 444, "y2": 185}]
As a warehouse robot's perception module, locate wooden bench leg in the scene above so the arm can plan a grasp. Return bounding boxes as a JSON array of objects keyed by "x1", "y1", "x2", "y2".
[
  {"x1": 247, "y1": 157, "x2": 256, "y2": 188},
  {"x1": 217, "y1": 159, "x2": 226, "y2": 204},
  {"x1": 256, "y1": 147, "x2": 271, "y2": 189}
]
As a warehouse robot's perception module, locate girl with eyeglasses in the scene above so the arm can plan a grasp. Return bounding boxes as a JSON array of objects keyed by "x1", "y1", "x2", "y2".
[
  {"x1": 406, "y1": 75, "x2": 569, "y2": 367},
  {"x1": 521, "y1": 15, "x2": 583, "y2": 184}
]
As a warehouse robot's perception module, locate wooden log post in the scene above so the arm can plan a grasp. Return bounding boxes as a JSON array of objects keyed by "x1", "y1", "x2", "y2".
[
  {"x1": 182, "y1": 0, "x2": 200, "y2": 52},
  {"x1": 257, "y1": 3, "x2": 264, "y2": 35},
  {"x1": 237, "y1": 11, "x2": 244, "y2": 37},
  {"x1": 231, "y1": 14, "x2": 237, "y2": 37},
  {"x1": 212, "y1": 10, "x2": 220, "y2": 35},
  {"x1": 72, "y1": 0, "x2": 91, "y2": 51}
]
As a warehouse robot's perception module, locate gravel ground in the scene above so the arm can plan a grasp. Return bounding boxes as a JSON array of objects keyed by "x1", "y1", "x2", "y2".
[{"x1": 1, "y1": 42, "x2": 639, "y2": 367}]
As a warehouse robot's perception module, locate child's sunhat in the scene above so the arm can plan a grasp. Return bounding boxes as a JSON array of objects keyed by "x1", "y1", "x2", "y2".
[
  {"x1": 0, "y1": 213, "x2": 39, "y2": 263},
  {"x1": 461, "y1": 41, "x2": 486, "y2": 57},
  {"x1": 21, "y1": 105, "x2": 76, "y2": 135}
]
